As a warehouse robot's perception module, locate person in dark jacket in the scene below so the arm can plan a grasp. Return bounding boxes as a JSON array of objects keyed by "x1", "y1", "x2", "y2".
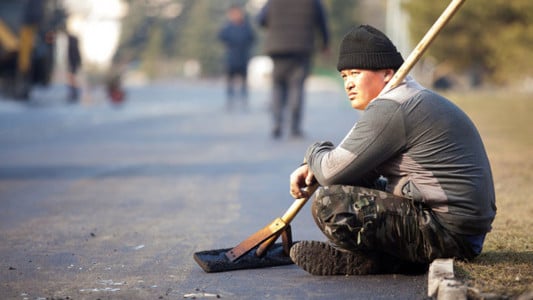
[
  {"x1": 55, "y1": 22, "x2": 82, "y2": 103},
  {"x1": 66, "y1": 33, "x2": 82, "y2": 102},
  {"x1": 257, "y1": 0, "x2": 329, "y2": 138},
  {"x1": 218, "y1": 5, "x2": 255, "y2": 111},
  {"x1": 288, "y1": 25, "x2": 496, "y2": 275}
]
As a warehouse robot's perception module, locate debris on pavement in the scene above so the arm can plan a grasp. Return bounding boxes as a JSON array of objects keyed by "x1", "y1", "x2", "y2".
[
  {"x1": 134, "y1": 244, "x2": 145, "y2": 250},
  {"x1": 184, "y1": 288, "x2": 221, "y2": 298}
]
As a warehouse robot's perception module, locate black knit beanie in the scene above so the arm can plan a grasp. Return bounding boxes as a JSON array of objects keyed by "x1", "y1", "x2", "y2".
[{"x1": 337, "y1": 25, "x2": 404, "y2": 71}]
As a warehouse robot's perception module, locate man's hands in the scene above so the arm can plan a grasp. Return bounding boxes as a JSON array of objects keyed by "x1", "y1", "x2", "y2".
[{"x1": 289, "y1": 164, "x2": 316, "y2": 199}]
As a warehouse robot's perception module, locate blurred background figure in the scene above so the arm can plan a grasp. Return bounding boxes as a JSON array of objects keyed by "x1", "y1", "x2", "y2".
[
  {"x1": 55, "y1": 23, "x2": 82, "y2": 103},
  {"x1": 66, "y1": 29, "x2": 81, "y2": 102},
  {"x1": 106, "y1": 70, "x2": 125, "y2": 106},
  {"x1": 218, "y1": 4, "x2": 255, "y2": 111},
  {"x1": 257, "y1": 0, "x2": 329, "y2": 139}
]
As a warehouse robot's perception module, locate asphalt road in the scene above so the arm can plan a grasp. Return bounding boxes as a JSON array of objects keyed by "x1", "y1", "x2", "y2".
[{"x1": 0, "y1": 79, "x2": 428, "y2": 299}]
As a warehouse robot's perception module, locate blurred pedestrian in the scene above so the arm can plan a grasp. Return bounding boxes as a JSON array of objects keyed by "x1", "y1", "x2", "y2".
[
  {"x1": 257, "y1": 0, "x2": 329, "y2": 139},
  {"x1": 66, "y1": 32, "x2": 81, "y2": 102},
  {"x1": 218, "y1": 4, "x2": 255, "y2": 111},
  {"x1": 55, "y1": 23, "x2": 82, "y2": 103},
  {"x1": 106, "y1": 71, "x2": 125, "y2": 106}
]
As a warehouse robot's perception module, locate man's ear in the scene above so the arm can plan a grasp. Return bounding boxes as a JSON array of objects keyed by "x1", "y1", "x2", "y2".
[{"x1": 384, "y1": 69, "x2": 395, "y2": 83}]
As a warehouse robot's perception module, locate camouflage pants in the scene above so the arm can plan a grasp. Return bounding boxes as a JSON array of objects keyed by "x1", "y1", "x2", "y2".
[{"x1": 312, "y1": 185, "x2": 476, "y2": 264}]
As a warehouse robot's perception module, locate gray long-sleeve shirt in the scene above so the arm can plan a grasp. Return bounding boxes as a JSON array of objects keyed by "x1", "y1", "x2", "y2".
[{"x1": 305, "y1": 77, "x2": 496, "y2": 235}]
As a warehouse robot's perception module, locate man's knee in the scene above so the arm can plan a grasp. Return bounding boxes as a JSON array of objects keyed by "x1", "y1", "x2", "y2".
[{"x1": 312, "y1": 185, "x2": 379, "y2": 250}]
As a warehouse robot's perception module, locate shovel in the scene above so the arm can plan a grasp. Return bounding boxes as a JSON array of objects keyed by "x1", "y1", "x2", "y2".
[
  {"x1": 193, "y1": 0, "x2": 466, "y2": 273},
  {"x1": 194, "y1": 184, "x2": 318, "y2": 273}
]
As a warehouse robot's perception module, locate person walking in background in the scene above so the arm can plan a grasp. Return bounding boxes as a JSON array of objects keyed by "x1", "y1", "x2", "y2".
[
  {"x1": 218, "y1": 4, "x2": 255, "y2": 111},
  {"x1": 257, "y1": 0, "x2": 329, "y2": 139},
  {"x1": 66, "y1": 32, "x2": 82, "y2": 102},
  {"x1": 55, "y1": 23, "x2": 82, "y2": 103}
]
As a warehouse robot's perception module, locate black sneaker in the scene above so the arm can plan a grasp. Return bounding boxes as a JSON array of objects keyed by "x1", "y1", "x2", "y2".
[{"x1": 289, "y1": 240, "x2": 382, "y2": 275}]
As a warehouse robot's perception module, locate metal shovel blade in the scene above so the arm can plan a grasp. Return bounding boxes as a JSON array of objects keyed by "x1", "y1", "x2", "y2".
[{"x1": 193, "y1": 242, "x2": 293, "y2": 273}]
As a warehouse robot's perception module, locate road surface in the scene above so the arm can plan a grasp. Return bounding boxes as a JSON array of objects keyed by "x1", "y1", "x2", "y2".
[{"x1": 0, "y1": 79, "x2": 428, "y2": 299}]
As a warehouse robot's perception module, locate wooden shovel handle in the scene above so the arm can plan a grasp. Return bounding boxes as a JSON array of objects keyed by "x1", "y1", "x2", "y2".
[
  {"x1": 383, "y1": 0, "x2": 466, "y2": 92},
  {"x1": 281, "y1": 183, "x2": 319, "y2": 223},
  {"x1": 255, "y1": 183, "x2": 319, "y2": 256}
]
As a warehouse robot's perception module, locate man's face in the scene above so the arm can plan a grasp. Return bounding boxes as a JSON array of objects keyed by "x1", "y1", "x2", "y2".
[
  {"x1": 340, "y1": 69, "x2": 393, "y2": 110},
  {"x1": 228, "y1": 8, "x2": 244, "y2": 24}
]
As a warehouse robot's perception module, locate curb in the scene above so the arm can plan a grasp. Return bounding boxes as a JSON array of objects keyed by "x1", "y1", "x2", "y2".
[{"x1": 428, "y1": 258, "x2": 467, "y2": 300}]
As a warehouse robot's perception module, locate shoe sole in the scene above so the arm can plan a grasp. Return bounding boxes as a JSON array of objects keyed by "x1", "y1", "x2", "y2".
[{"x1": 289, "y1": 241, "x2": 381, "y2": 275}]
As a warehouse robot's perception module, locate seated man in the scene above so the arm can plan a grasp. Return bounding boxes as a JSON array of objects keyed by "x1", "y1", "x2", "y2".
[{"x1": 288, "y1": 25, "x2": 496, "y2": 275}]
